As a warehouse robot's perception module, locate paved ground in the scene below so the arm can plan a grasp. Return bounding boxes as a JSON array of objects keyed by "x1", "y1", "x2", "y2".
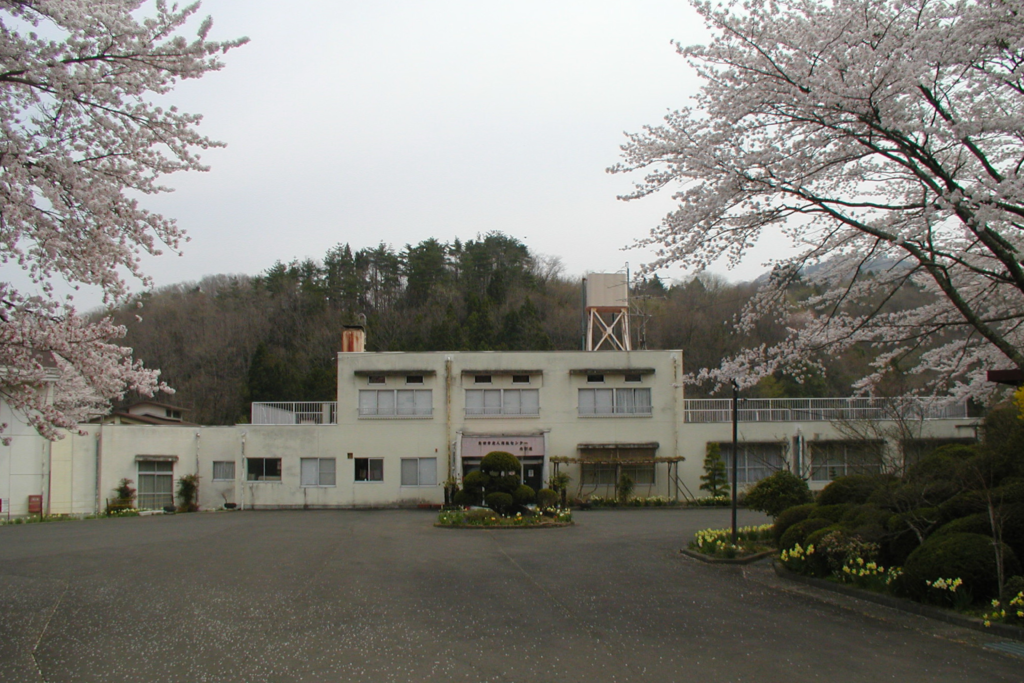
[{"x1": 0, "y1": 509, "x2": 1021, "y2": 682}]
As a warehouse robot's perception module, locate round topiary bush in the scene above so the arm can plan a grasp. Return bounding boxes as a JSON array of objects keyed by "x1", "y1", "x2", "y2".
[
  {"x1": 779, "y1": 517, "x2": 833, "y2": 551},
  {"x1": 452, "y1": 489, "x2": 477, "y2": 507},
  {"x1": 773, "y1": 503, "x2": 816, "y2": 545},
  {"x1": 485, "y1": 492, "x2": 514, "y2": 515},
  {"x1": 905, "y1": 445, "x2": 975, "y2": 484},
  {"x1": 480, "y1": 451, "x2": 521, "y2": 475},
  {"x1": 512, "y1": 484, "x2": 536, "y2": 506},
  {"x1": 744, "y1": 470, "x2": 813, "y2": 517},
  {"x1": 816, "y1": 474, "x2": 890, "y2": 506},
  {"x1": 901, "y1": 532, "x2": 1021, "y2": 604},
  {"x1": 536, "y1": 488, "x2": 559, "y2": 509},
  {"x1": 462, "y1": 471, "x2": 490, "y2": 496},
  {"x1": 809, "y1": 503, "x2": 855, "y2": 523},
  {"x1": 932, "y1": 513, "x2": 991, "y2": 539}
]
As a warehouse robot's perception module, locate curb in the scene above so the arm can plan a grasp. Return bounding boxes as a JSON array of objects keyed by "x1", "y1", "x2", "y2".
[
  {"x1": 772, "y1": 560, "x2": 1024, "y2": 643},
  {"x1": 433, "y1": 522, "x2": 575, "y2": 530},
  {"x1": 679, "y1": 548, "x2": 775, "y2": 565}
]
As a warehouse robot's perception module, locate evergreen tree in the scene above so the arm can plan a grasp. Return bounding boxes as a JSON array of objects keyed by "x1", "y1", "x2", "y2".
[{"x1": 700, "y1": 443, "x2": 730, "y2": 498}]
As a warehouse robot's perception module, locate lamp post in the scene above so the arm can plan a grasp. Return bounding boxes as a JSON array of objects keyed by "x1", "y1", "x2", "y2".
[{"x1": 731, "y1": 379, "x2": 739, "y2": 545}]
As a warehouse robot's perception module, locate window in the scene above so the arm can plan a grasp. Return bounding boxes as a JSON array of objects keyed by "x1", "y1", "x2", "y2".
[
  {"x1": 474, "y1": 375, "x2": 492, "y2": 384},
  {"x1": 212, "y1": 461, "x2": 235, "y2": 481},
  {"x1": 712, "y1": 442, "x2": 786, "y2": 484},
  {"x1": 247, "y1": 458, "x2": 282, "y2": 482},
  {"x1": 367, "y1": 375, "x2": 386, "y2": 385},
  {"x1": 401, "y1": 457, "x2": 437, "y2": 486},
  {"x1": 580, "y1": 463, "x2": 656, "y2": 486},
  {"x1": 358, "y1": 389, "x2": 432, "y2": 417},
  {"x1": 137, "y1": 460, "x2": 173, "y2": 510},
  {"x1": 465, "y1": 389, "x2": 540, "y2": 416},
  {"x1": 578, "y1": 388, "x2": 652, "y2": 416},
  {"x1": 406, "y1": 375, "x2": 423, "y2": 385},
  {"x1": 581, "y1": 463, "x2": 617, "y2": 485},
  {"x1": 512, "y1": 374, "x2": 531, "y2": 385},
  {"x1": 624, "y1": 373, "x2": 642, "y2": 383},
  {"x1": 301, "y1": 458, "x2": 336, "y2": 487},
  {"x1": 355, "y1": 458, "x2": 384, "y2": 482},
  {"x1": 810, "y1": 441, "x2": 885, "y2": 481},
  {"x1": 587, "y1": 374, "x2": 604, "y2": 383}
]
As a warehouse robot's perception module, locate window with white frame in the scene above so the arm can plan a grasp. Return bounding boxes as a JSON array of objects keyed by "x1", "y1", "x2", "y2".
[
  {"x1": 810, "y1": 441, "x2": 885, "y2": 481},
  {"x1": 511, "y1": 374, "x2": 531, "y2": 385},
  {"x1": 578, "y1": 388, "x2": 652, "y2": 416},
  {"x1": 355, "y1": 458, "x2": 384, "y2": 482},
  {"x1": 246, "y1": 458, "x2": 282, "y2": 482},
  {"x1": 137, "y1": 460, "x2": 174, "y2": 510},
  {"x1": 711, "y1": 442, "x2": 787, "y2": 484},
  {"x1": 465, "y1": 389, "x2": 539, "y2": 416},
  {"x1": 358, "y1": 389, "x2": 432, "y2": 417},
  {"x1": 300, "y1": 458, "x2": 336, "y2": 487},
  {"x1": 400, "y1": 457, "x2": 437, "y2": 486},
  {"x1": 406, "y1": 375, "x2": 424, "y2": 385},
  {"x1": 212, "y1": 461, "x2": 235, "y2": 482}
]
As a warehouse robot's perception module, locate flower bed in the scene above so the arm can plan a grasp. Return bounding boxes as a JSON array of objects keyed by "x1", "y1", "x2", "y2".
[
  {"x1": 436, "y1": 507, "x2": 573, "y2": 528},
  {"x1": 687, "y1": 524, "x2": 773, "y2": 559}
]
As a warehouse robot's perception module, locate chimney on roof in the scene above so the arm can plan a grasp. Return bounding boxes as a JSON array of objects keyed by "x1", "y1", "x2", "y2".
[{"x1": 341, "y1": 325, "x2": 365, "y2": 353}]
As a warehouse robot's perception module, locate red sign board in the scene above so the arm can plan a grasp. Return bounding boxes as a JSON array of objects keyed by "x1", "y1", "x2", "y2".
[{"x1": 27, "y1": 495, "x2": 43, "y2": 514}]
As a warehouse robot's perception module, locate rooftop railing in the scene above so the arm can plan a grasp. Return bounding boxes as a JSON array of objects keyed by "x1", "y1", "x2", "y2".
[
  {"x1": 682, "y1": 397, "x2": 968, "y2": 424},
  {"x1": 251, "y1": 402, "x2": 337, "y2": 425}
]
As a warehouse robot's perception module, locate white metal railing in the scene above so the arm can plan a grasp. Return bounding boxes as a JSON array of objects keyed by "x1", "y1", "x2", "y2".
[
  {"x1": 682, "y1": 397, "x2": 968, "y2": 423},
  {"x1": 251, "y1": 402, "x2": 337, "y2": 425}
]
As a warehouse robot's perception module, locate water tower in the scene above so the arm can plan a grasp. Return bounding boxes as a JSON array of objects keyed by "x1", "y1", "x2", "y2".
[{"x1": 584, "y1": 273, "x2": 631, "y2": 351}]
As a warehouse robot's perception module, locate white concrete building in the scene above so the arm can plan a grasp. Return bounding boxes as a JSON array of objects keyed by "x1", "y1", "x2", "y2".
[{"x1": 1, "y1": 338, "x2": 980, "y2": 518}]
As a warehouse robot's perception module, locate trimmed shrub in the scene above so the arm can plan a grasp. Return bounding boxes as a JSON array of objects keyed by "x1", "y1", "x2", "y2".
[
  {"x1": 932, "y1": 513, "x2": 991, "y2": 539},
  {"x1": 773, "y1": 503, "x2": 816, "y2": 545},
  {"x1": 480, "y1": 451, "x2": 521, "y2": 475},
  {"x1": 779, "y1": 517, "x2": 833, "y2": 552},
  {"x1": 901, "y1": 532, "x2": 1022, "y2": 604},
  {"x1": 744, "y1": 471, "x2": 813, "y2": 517},
  {"x1": 816, "y1": 474, "x2": 891, "y2": 506},
  {"x1": 905, "y1": 445, "x2": 975, "y2": 484},
  {"x1": 485, "y1": 492, "x2": 514, "y2": 515},
  {"x1": 938, "y1": 490, "x2": 986, "y2": 523},
  {"x1": 536, "y1": 488, "x2": 559, "y2": 509},
  {"x1": 512, "y1": 484, "x2": 536, "y2": 506},
  {"x1": 809, "y1": 503, "x2": 855, "y2": 523},
  {"x1": 462, "y1": 471, "x2": 490, "y2": 495},
  {"x1": 493, "y1": 474, "x2": 521, "y2": 495},
  {"x1": 805, "y1": 524, "x2": 844, "y2": 549},
  {"x1": 452, "y1": 489, "x2": 477, "y2": 507},
  {"x1": 840, "y1": 504, "x2": 892, "y2": 545},
  {"x1": 883, "y1": 509, "x2": 940, "y2": 566},
  {"x1": 932, "y1": 504, "x2": 1024, "y2": 561}
]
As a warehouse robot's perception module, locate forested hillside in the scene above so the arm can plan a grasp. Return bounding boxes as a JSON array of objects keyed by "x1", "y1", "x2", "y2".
[{"x1": 106, "y1": 232, "x2": 936, "y2": 424}]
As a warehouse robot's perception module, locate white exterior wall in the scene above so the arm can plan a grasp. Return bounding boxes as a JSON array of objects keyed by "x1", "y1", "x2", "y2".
[
  {"x1": 2, "y1": 348, "x2": 981, "y2": 514},
  {"x1": 0, "y1": 394, "x2": 52, "y2": 517}
]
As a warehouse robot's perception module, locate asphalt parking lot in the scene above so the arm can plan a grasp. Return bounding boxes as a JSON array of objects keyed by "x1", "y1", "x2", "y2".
[{"x1": 0, "y1": 508, "x2": 1020, "y2": 682}]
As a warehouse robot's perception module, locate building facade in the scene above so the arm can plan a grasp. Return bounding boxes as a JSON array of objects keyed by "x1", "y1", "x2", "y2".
[{"x1": 2, "y1": 345, "x2": 979, "y2": 517}]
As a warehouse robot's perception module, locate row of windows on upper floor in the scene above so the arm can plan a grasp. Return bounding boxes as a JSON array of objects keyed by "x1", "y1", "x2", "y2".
[
  {"x1": 356, "y1": 388, "x2": 653, "y2": 418},
  {"x1": 363, "y1": 373, "x2": 647, "y2": 386}
]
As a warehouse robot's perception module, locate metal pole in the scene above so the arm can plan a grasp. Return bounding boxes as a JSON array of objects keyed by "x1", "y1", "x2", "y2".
[{"x1": 731, "y1": 380, "x2": 739, "y2": 545}]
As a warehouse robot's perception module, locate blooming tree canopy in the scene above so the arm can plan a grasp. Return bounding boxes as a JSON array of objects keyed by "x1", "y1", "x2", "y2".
[
  {"x1": 612, "y1": 0, "x2": 1024, "y2": 400},
  {"x1": 0, "y1": 0, "x2": 246, "y2": 439}
]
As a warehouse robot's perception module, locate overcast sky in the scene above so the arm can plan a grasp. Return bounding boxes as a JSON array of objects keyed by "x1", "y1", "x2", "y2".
[{"x1": 68, "y1": 1, "x2": 789, "y2": 309}]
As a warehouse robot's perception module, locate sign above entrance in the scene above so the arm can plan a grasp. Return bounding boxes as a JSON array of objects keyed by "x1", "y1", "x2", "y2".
[{"x1": 461, "y1": 435, "x2": 544, "y2": 458}]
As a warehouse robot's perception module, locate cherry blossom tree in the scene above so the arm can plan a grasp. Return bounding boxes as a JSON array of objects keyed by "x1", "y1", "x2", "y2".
[
  {"x1": 612, "y1": 0, "x2": 1024, "y2": 400},
  {"x1": 0, "y1": 1, "x2": 246, "y2": 439}
]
